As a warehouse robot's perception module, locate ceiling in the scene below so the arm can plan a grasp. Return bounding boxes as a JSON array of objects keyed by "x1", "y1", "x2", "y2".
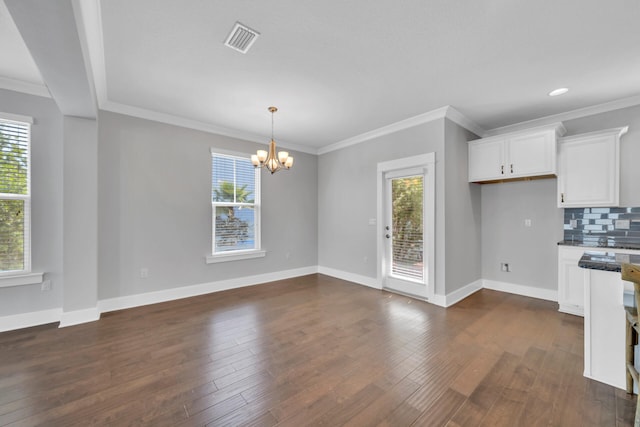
[{"x1": 2, "y1": 0, "x2": 640, "y2": 151}]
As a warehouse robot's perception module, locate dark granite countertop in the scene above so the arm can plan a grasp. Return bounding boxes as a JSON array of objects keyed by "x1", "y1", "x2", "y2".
[
  {"x1": 578, "y1": 251, "x2": 640, "y2": 272},
  {"x1": 558, "y1": 240, "x2": 640, "y2": 251}
]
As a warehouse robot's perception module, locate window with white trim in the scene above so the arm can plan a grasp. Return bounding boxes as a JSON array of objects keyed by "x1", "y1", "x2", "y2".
[
  {"x1": 0, "y1": 116, "x2": 31, "y2": 275},
  {"x1": 210, "y1": 152, "x2": 261, "y2": 259}
]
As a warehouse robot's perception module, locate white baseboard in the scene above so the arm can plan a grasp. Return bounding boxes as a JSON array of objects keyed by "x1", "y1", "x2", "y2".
[
  {"x1": 317, "y1": 266, "x2": 381, "y2": 289},
  {"x1": 98, "y1": 266, "x2": 318, "y2": 314},
  {"x1": 483, "y1": 279, "x2": 558, "y2": 302},
  {"x1": 444, "y1": 279, "x2": 484, "y2": 307},
  {"x1": 0, "y1": 308, "x2": 61, "y2": 333},
  {"x1": 1, "y1": 266, "x2": 318, "y2": 332},
  {"x1": 0, "y1": 269, "x2": 559, "y2": 333},
  {"x1": 559, "y1": 304, "x2": 584, "y2": 317},
  {"x1": 59, "y1": 307, "x2": 101, "y2": 328},
  {"x1": 429, "y1": 294, "x2": 446, "y2": 307},
  {"x1": 317, "y1": 269, "x2": 482, "y2": 308}
]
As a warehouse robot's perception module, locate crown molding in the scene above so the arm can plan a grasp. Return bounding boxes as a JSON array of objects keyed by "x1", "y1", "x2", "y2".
[
  {"x1": 318, "y1": 105, "x2": 486, "y2": 155},
  {"x1": 484, "y1": 94, "x2": 640, "y2": 136},
  {"x1": 0, "y1": 76, "x2": 50, "y2": 98},
  {"x1": 318, "y1": 106, "x2": 449, "y2": 155},
  {"x1": 444, "y1": 106, "x2": 485, "y2": 137},
  {"x1": 101, "y1": 100, "x2": 317, "y2": 154}
]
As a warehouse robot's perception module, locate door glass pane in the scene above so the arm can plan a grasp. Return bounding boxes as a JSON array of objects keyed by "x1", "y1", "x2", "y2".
[{"x1": 391, "y1": 176, "x2": 423, "y2": 281}]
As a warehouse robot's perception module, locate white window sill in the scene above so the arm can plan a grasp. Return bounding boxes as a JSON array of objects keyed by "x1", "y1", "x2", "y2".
[
  {"x1": 0, "y1": 272, "x2": 44, "y2": 288},
  {"x1": 206, "y1": 249, "x2": 266, "y2": 264}
]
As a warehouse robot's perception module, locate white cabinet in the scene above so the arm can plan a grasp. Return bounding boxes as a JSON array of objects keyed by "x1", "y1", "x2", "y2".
[
  {"x1": 584, "y1": 268, "x2": 627, "y2": 390},
  {"x1": 468, "y1": 137, "x2": 505, "y2": 182},
  {"x1": 557, "y1": 127, "x2": 628, "y2": 208},
  {"x1": 468, "y1": 123, "x2": 565, "y2": 183},
  {"x1": 558, "y1": 245, "x2": 640, "y2": 318},
  {"x1": 557, "y1": 246, "x2": 589, "y2": 316}
]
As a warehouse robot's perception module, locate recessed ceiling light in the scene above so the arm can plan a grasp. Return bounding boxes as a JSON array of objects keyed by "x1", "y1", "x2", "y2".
[{"x1": 548, "y1": 87, "x2": 569, "y2": 97}]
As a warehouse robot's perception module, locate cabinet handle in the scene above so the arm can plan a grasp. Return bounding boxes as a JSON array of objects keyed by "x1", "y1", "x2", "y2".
[
  {"x1": 510, "y1": 164, "x2": 513, "y2": 173},
  {"x1": 561, "y1": 193, "x2": 564, "y2": 203},
  {"x1": 501, "y1": 165, "x2": 504, "y2": 175}
]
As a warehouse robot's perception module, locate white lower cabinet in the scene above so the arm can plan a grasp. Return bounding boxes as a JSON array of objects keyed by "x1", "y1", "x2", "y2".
[{"x1": 558, "y1": 246, "x2": 589, "y2": 316}]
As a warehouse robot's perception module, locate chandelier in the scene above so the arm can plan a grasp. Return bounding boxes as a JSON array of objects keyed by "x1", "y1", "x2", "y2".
[{"x1": 251, "y1": 106, "x2": 293, "y2": 174}]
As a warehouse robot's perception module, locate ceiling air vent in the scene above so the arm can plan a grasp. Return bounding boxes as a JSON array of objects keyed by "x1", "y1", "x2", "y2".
[{"x1": 224, "y1": 22, "x2": 260, "y2": 54}]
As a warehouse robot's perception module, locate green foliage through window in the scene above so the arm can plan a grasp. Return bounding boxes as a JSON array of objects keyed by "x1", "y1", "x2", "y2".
[
  {"x1": 0, "y1": 119, "x2": 30, "y2": 272},
  {"x1": 391, "y1": 176, "x2": 423, "y2": 280}
]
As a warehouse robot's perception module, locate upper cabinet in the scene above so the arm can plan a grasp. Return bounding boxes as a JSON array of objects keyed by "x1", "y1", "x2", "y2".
[
  {"x1": 557, "y1": 127, "x2": 628, "y2": 208},
  {"x1": 468, "y1": 123, "x2": 566, "y2": 183}
]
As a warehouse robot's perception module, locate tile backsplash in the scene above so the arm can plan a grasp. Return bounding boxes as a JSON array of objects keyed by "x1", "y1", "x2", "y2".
[{"x1": 564, "y1": 207, "x2": 640, "y2": 246}]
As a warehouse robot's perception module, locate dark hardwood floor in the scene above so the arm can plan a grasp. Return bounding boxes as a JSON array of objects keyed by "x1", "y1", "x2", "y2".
[{"x1": 0, "y1": 274, "x2": 635, "y2": 426}]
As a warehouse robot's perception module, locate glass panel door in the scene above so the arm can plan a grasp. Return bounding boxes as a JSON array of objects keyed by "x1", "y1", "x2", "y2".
[{"x1": 384, "y1": 169, "x2": 427, "y2": 299}]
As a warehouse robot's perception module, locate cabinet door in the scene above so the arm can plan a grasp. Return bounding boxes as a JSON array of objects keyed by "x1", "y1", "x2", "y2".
[
  {"x1": 468, "y1": 138, "x2": 505, "y2": 182},
  {"x1": 558, "y1": 247, "x2": 586, "y2": 316},
  {"x1": 558, "y1": 132, "x2": 619, "y2": 207},
  {"x1": 507, "y1": 130, "x2": 556, "y2": 178}
]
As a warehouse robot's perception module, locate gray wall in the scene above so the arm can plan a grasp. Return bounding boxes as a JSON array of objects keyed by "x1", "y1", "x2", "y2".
[
  {"x1": 63, "y1": 116, "x2": 98, "y2": 312},
  {"x1": 98, "y1": 111, "x2": 317, "y2": 299},
  {"x1": 481, "y1": 179, "x2": 563, "y2": 289},
  {"x1": 444, "y1": 119, "x2": 482, "y2": 293},
  {"x1": 318, "y1": 120, "x2": 449, "y2": 294},
  {"x1": 480, "y1": 104, "x2": 640, "y2": 290},
  {"x1": 0, "y1": 89, "x2": 64, "y2": 316}
]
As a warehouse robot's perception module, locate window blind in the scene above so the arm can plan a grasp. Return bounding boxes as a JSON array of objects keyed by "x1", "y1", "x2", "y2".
[
  {"x1": 0, "y1": 118, "x2": 31, "y2": 273},
  {"x1": 211, "y1": 153, "x2": 260, "y2": 254}
]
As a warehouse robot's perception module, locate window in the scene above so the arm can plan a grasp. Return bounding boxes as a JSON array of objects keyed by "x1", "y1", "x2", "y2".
[
  {"x1": 0, "y1": 115, "x2": 32, "y2": 275},
  {"x1": 208, "y1": 150, "x2": 264, "y2": 263}
]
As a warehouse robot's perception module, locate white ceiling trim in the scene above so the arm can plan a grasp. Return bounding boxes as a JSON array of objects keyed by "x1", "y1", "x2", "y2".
[
  {"x1": 101, "y1": 100, "x2": 317, "y2": 154},
  {"x1": 317, "y1": 107, "x2": 449, "y2": 155},
  {"x1": 75, "y1": 0, "x2": 107, "y2": 108},
  {"x1": 444, "y1": 106, "x2": 485, "y2": 138},
  {"x1": 0, "y1": 76, "x2": 50, "y2": 98},
  {"x1": 317, "y1": 105, "x2": 485, "y2": 155},
  {"x1": 71, "y1": 0, "x2": 100, "y2": 115},
  {"x1": 485, "y1": 94, "x2": 640, "y2": 137}
]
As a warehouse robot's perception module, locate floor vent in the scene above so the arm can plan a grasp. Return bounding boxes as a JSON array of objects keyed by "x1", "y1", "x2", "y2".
[{"x1": 224, "y1": 22, "x2": 260, "y2": 54}]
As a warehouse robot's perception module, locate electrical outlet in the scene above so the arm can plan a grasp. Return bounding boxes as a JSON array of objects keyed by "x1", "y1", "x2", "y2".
[
  {"x1": 140, "y1": 268, "x2": 149, "y2": 278},
  {"x1": 501, "y1": 263, "x2": 510, "y2": 272},
  {"x1": 41, "y1": 280, "x2": 51, "y2": 291},
  {"x1": 524, "y1": 219, "x2": 532, "y2": 227},
  {"x1": 285, "y1": 252, "x2": 291, "y2": 259},
  {"x1": 368, "y1": 218, "x2": 376, "y2": 226}
]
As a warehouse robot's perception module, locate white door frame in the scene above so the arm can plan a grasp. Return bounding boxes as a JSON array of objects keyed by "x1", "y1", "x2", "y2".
[{"x1": 376, "y1": 152, "x2": 436, "y2": 301}]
